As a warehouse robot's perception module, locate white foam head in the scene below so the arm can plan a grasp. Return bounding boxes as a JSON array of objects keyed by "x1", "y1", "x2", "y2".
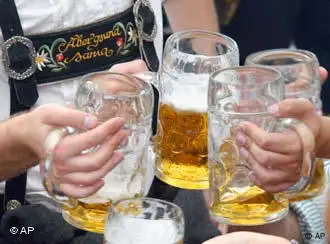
[
  {"x1": 104, "y1": 217, "x2": 181, "y2": 244},
  {"x1": 163, "y1": 73, "x2": 209, "y2": 113}
]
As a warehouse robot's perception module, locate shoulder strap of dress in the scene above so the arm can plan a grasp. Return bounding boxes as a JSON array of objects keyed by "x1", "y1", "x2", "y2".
[
  {"x1": 133, "y1": 0, "x2": 160, "y2": 72},
  {"x1": 0, "y1": 0, "x2": 36, "y2": 216}
]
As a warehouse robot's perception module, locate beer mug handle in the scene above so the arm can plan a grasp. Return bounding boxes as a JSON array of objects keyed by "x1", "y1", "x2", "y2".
[
  {"x1": 272, "y1": 118, "x2": 316, "y2": 195},
  {"x1": 40, "y1": 127, "x2": 77, "y2": 208},
  {"x1": 133, "y1": 71, "x2": 160, "y2": 137}
]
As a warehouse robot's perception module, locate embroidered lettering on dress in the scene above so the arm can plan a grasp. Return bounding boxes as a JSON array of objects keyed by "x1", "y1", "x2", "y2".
[{"x1": 35, "y1": 22, "x2": 138, "y2": 73}]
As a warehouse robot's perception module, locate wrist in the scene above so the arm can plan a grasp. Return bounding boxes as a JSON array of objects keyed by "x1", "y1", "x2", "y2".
[
  {"x1": 7, "y1": 112, "x2": 39, "y2": 161},
  {"x1": 315, "y1": 115, "x2": 330, "y2": 157}
]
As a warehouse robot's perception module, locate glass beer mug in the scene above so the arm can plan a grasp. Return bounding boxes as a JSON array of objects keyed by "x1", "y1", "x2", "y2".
[
  {"x1": 40, "y1": 72, "x2": 154, "y2": 233},
  {"x1": 155, "y1": 30, "x2": 239, "y2": 190},
  {"x1": 104, "y1": 198, "x2": 184, "y2": 244},
  {"x1": 245, "y1": 49, "x2": 325, "y2": 201},
  {"x1": 208, "y1": 66, "x2": 313, "y2": 225}
]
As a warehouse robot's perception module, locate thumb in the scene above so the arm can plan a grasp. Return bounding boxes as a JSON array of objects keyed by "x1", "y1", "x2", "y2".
[
  {"x1": 37, "y1": 104, "x2": 98, "y2": 130},
  {"x1": 268, "y1": 98, "x2": 320, "y2": 136},
  {"x1": 268, "y1": 98, "x2": 315, "y2": 121}
]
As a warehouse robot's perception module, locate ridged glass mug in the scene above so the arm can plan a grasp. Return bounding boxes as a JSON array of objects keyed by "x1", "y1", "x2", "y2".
[
  {"x1": 40, "y1": 72, "x2": 154, "y2": 233},
  {"x1": 245, "y1": 49, "x2": 325, "y2": 201},
  {"x1": 155, "y1": 30, "x2": 239, "y2": 190},
  {"x1": 208, "y1": 66, "x2": 311, "y2": 225}
]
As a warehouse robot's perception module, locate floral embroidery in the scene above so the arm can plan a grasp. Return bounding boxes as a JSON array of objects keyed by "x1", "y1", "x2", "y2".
[
  {"x1": 128, "y1": 26, "x2": 138, "y2": 46},
  {"x1": 37, "y1": 38, "x2": 67, "y2": 72},
  {"x1": 114, "y1": 22, "x2": 138, "y2": 56},
  {"x1": 35, "y1": 50, "x2": 51, "y2": 71},
  {"x1": 35, "y1": 21, "x2": 138, "y2": 73}
]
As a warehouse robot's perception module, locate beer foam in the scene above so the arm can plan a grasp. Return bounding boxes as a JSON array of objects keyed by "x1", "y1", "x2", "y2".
[
  {"x1": 104, "y1": 217, "x2": 181, "y2": 244},
  {"x1": 79, "y1": 147, "x2": 155, "y2": 204},
  {"x1": 163, "y1": 73, "x2": 209, "y2": 112}
]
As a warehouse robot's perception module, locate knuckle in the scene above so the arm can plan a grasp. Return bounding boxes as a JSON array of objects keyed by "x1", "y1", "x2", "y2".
[
  {"x1": 76, "y1": 177, "x2": 91, "y2": 185},
  {"x1": 292, "y1": 161, "x2": 301, "y2": 172},
  {"x1": 52, "y1": 145, "x2": 66, "y2": 161},
  {"x1": 259, "y1": 136, "x2": 271, "y2": 149},
  {"x1": 52, "y1": 168, "x2": 63, "y2": 180},
  {"x1": 258, "y1": 153, "x2": 270, "y2": 166},
  {"x1": 82, "y1": 136, "x2": 97, "y2": 149},
  {"x1": 53, "y1": 163, "x2": 67, "y2": 175},
  {"x1": 256, "y1": 174, "x2": 268, "y2": 185},
  {"x1": 108, "y1": 133, "x2": 125, "y2": 150},
  {"x1": 91, "y1": 156, "x2": 107, "y2": 170}
]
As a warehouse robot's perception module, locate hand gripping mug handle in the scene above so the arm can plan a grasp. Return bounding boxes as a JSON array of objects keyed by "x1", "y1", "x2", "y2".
[
  {"x1": 273, "y1": 118, "x2": 316, "y2": 195},
  {"x1": 40, "y1": 127, "x2": 78, "y2": 208}
]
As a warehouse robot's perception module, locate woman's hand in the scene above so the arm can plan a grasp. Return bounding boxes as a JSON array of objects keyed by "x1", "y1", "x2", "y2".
[
  {"x1": 109, "y1": 59, "x2": 148, "y2": 73},
  {"x1": 203, "y1": 232, "x2": 291, "y2": 244},
  {"x1": 48, "y1": 60, "x2": 148, "y2": 198},
  {"x1": 236, "y1": 98, "x2": 322, "y2": 192},
  {"x1": 20, "y1": 104, "x2": 127, "y2": 198},
  {"x1": 231, "y1": 66, "x2": 327, "y2": 193}
]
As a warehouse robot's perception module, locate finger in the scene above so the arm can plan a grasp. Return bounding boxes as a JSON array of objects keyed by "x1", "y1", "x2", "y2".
[
  {"x1": 54, "y1": 117, "x2": 125, "y2": 159},
  {"x1": 60, "y1": 180, "x2": 104, "y2": 199},
  {"x1": 268, "y1": 98, "x2": 314, "y2": 121},
  {"x1": 240, "y1": 148, "x2": 299, "y2": 190},
  {"x1": 109, "y1": 59, "x2": 148, "y2": 73},
  {"x1": 249, "y1": 171, "x2": 297, "y2": 193},
  {"x1": 38, "y1": 104, "x2": 98, "y2": 130},
  {"x1": 57, "y1": 130, "x2": 128, "y2": 173},
  {"x1": 238, "y1": 122, "x2": 302, "y2": 154},
  {"x1": 320, "y1": 67, "x2": 328, "y2": 84},
  {"x1": 267, "y1": 98, "x2": 320, "y2": 136},
  {"x1": 56, "y1": 152, "x2": 124, "y2": 185},
  {"x1": 236, "y1": 132, "x2": 301, "y2": 167}
]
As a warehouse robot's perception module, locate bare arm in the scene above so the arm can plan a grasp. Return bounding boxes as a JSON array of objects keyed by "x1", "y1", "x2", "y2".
[
  {"x1": 163, "y1": 0, "x2": 219, "y2": 32},
  {"x1": 0, "y1": 113, "x2": 38, "y2": 181}
]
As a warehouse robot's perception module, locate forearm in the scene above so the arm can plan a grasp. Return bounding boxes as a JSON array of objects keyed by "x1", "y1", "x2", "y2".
[
  {"x1": 0, "y1": 113, "x2": 38, "y2": 181},
  {"x1": 315, "y1": 116, "x2": 330, "y2": 158},
  {"x1": 227, "y1": 211, "x2": 302, "y2": 242},
  {"x1": 163, "y1": 0, "x2": 219, "y2": 32}
]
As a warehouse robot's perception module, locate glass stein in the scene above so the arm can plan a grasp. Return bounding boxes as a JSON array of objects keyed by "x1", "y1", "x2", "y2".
[
  {"x1": 245, "y1": 49, "x2": 325, "y2": 201},
  {"x1": 40, "y1": 72, "x2": 154, "y2": 233},
  {"x1": 155, "y1": 30, "x2": 239, "y2": 190},
  {"x1": 104, "y1": 198, "x2": 184, "y2": 244},
  {"x1": 208, "y1": 66, "x2": 313, "y2": 225}
]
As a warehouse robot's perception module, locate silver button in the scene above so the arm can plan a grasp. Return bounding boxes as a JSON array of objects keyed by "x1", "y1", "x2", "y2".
[{"x1": 6, "y1": 200, "x2": 22, "y2": 211}]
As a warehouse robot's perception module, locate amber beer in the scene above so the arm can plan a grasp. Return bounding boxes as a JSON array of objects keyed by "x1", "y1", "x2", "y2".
[
  {"x1": 155, "y1": 103, "x2": 209, "y2": 189},
  {"x1": 63, "y1": 193, "x2": 143, "y2": 234},
  {"x1": 63, "y1": 200, "x2": 111, "y2": 234},
  {"x1": 209, "y1": 138, "x2": 289, "y2": 225}
]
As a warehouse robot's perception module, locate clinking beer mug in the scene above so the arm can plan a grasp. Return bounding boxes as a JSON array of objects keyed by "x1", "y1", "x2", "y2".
[
  {"x1": 155, "y1": 30, "x2": 239, "y2": 190},
  {"x1": 40, "y1": 72, "x2": 154, "y2": 233},
  {"x1": 207, "y1": 66, "x2": 315, "y2": 225},
  {"x1": 245, "y1": 49, "x2": 325, "y2": 201}
]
